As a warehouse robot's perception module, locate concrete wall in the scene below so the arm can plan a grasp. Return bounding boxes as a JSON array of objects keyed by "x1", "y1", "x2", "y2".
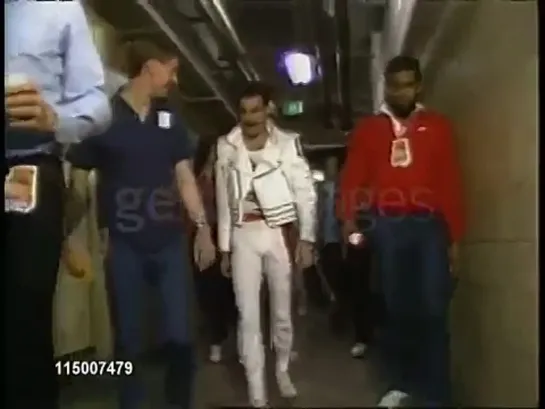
[{"x1": 408, "y1": 1, "x2": 538, "y2": 405}]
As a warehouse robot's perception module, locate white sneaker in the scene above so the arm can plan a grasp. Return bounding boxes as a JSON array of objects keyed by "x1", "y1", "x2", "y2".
[
  {"x1": 350, "y1": 342, "x2": 367, "y2": 358},
  {"x1": 209, "y1": 345, "x2": 222, "y2": 363},
  {"x1": 250, "y1": 395, "x2": 268, "y2": 408},
  {"x1": 377, "y1": 390, "x2": 409, "y2": 408},
  {"x1": 276, "y1": 369, "x2": 297, "y2": 398}
]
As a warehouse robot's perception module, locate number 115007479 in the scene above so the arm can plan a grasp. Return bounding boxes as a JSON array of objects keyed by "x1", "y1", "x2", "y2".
[{"x1": 55, "y1": 360, "x2": 134, "y2": 377}]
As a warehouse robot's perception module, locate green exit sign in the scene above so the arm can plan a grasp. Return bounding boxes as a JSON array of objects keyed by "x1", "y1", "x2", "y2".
[{"x1": 282, "y1": 100, "x2": 304, "y2": 116}]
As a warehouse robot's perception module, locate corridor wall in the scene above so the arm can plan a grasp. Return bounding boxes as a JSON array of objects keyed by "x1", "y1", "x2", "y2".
[{"x1": 407, "y1": 0, "x2": 538, "y2": 405}]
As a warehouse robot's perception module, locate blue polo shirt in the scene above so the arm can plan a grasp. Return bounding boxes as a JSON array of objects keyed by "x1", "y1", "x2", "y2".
[{"x1": 66, "y1": 94, "x2": 193, "y2": 252}]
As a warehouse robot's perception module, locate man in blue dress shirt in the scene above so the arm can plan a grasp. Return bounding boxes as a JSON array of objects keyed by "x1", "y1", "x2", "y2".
[
  {"x1": 67, "y1": 38, "x2": 216, "y2": 409},
  {"x1": 4, "y1": 1, "x2": 110, "y2": 408}
]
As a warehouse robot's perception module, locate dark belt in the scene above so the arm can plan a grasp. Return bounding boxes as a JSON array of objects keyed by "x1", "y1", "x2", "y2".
[{"x1": 6, "y1": 141, "x2": 61, "y2": 161}]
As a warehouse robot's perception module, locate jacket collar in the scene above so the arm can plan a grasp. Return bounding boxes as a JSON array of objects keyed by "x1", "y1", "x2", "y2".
[
  {"x1": 378, "y1": 103, "x2": 425, "y2": 137},
  {"x1": 378, "y1": 102, "x2": 425, "y2": 118},
  {"x1": 225, "y1": 121, "x2": 285, "y2": 177},
  {"x1": 225, "y1": 120, "x2": 279, "y2": 146}
]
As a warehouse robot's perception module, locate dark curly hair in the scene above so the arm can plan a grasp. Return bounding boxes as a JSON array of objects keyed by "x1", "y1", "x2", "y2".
[{"x1": 192, "y1": 137, "x2": 217, "y2": 177}]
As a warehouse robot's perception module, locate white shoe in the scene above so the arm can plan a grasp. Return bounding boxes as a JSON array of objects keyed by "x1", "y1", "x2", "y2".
[
  {"x1": 209, "y1": 345, "x2": 222, "y2": 363},
  {"x1": 377, "y1": 390, "x2": 409, "y2": 408},
  {"x1": 350, "y1": 342, "x2": 367, "y2": 358},
  {"x1": 276, "y1": 369, "x2": 297, "y2": 398},
  {"x1": 250, "y1": 396, "x2": 268, "y2": 408}
]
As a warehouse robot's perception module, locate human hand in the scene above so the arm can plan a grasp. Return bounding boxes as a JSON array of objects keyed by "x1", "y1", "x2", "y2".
[
  {"x1": 194, "y1": 225, "x2": 216, "y2": 270},
  {"x1": 62, "y1": 242, "x2": 93, "y2": 280},
  {"x1": 6, "y1": 82, "x2": 58, "y2": 133}
]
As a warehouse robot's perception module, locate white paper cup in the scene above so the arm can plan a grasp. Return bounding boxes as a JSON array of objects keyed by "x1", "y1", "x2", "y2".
[
  {"x1": 5, "y1": 73, "x2": 30, "y2": 89},
  {"x1": 348, "y1": 232, "x2": 364, "y2": 246}
]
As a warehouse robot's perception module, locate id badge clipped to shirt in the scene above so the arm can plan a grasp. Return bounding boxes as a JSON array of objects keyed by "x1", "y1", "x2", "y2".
[
  {"x1": 157, "y1": 110, "x2": 172, "y2": 129},
  {"x1": 5, "y1": 165, "x2": 39, "y2": 214},
  {"x1": 390, "y1": 137, "x2": 413, "y2": 168}
]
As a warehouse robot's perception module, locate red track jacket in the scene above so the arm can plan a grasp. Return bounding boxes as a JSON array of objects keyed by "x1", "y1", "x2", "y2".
[{"x1": 337, "y1": 109, "x2": 465, "y2": 242}]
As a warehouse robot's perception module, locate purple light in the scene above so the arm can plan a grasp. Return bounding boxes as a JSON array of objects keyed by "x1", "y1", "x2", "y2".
[{"x1": 278, "y1": 50, "x2": 320, "y2": 86}]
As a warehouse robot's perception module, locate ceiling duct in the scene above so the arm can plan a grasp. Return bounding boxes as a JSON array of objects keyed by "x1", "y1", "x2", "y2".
[
  {"x1": 335, "y1": 0, "x2": 353, "y2": 131},
  {"x1": 197, "y1": 0, "x2": 261, "y2": 82},
  {"x1": 313, "y1": 0, "x2": 335, "y2": 129},
  {"x1": 136, "y1": 0, "x2": 237, "y2": 117},
  {"x1": 316, "y1": 0, "x2": 353, "y2": 131}
]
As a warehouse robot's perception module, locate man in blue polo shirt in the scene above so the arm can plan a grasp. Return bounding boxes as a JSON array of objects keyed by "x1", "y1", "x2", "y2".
[{"x1": 67, "y1": 38, "x2": 215, "y2": 409}]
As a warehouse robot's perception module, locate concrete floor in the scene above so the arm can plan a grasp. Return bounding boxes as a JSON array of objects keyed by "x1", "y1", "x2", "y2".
[{"x1": 60, "y1": 311, "x2": 384, "y2": 408}]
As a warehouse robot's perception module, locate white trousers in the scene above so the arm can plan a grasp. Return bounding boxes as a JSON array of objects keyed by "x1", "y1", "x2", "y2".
[{"x1": 231, "y1": 220, "x2": 293, "y2": 379}]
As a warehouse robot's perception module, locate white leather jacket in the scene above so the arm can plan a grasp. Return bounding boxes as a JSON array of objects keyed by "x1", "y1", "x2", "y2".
[{"x1": 215, "y1": 123, "x2": 317, "y2": 252}]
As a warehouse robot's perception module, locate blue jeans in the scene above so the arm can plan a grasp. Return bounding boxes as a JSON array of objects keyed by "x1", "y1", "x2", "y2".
[
  {"x1": 106, "y1": 236, "x2": 195, "y2": 409},
  {"x1": 366, "y1": 213, "x2": 453, "y2": 405}
]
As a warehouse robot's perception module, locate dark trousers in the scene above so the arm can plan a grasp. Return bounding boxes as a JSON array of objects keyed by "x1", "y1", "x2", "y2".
[
  {"x1": 369, "y1": 213, "x2": 453, "y2": 405},
  {"x1": 195, "y1": 260, "x2": 237, "y2": 345},
  {"x1": 321, "y1": 242, "x2": 352, "y2": 330},
  {"x1": 5, "y1": 156, "x2": 65, "y2": 409},
  {"x1": 302, "y1": 265, "x2": 329, "y2": 308},
  {"x1": 345, "y1": 245, "x2": 376, "y2": 344},
  {"x1": 106, "y1": 236, "x2": 195, "y2": 409}
]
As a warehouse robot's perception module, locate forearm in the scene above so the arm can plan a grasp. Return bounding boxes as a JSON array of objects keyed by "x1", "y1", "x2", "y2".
[
  {"x1": 179, "y1": 180, "x2": 207, "y2": 226},
  {"x1": 56, "y1": 100, "x2": 112, "y2": 143}
]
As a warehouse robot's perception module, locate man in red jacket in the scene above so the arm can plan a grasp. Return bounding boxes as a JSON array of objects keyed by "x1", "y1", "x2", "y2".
[{"x1": 338, "y1": 56, "x2": 464, "y2": 408}]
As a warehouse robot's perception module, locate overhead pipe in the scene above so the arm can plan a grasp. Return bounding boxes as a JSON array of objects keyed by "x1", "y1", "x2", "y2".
[
  {"x1": 370, "y1": 31, "x2": 384, "y2": 113},
  {"x1": 312, "y1": 0, "x2": 334, "y2": 129},
  {"x1": 197, "y1": 0, "x2": 260, "y2": 82},
  {"x1": 383, "y1": 0, "x2": 418, "y2": 60},
  {"x1": 136, "y1": 0, "x2": 237, "y2": 118},
  {"x1": 334, "y1": 0, "x2": 353, "y2": 131}
]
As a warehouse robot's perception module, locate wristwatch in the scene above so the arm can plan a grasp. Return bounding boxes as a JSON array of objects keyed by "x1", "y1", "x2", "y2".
[{"x1": 195, "y1": 215, "x2": 208, "y2": 229}]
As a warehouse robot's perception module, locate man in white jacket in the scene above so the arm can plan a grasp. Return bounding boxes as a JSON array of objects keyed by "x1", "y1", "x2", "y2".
[{"x1": 216, "y1": 82, "x2": 316, "y2": 407}]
